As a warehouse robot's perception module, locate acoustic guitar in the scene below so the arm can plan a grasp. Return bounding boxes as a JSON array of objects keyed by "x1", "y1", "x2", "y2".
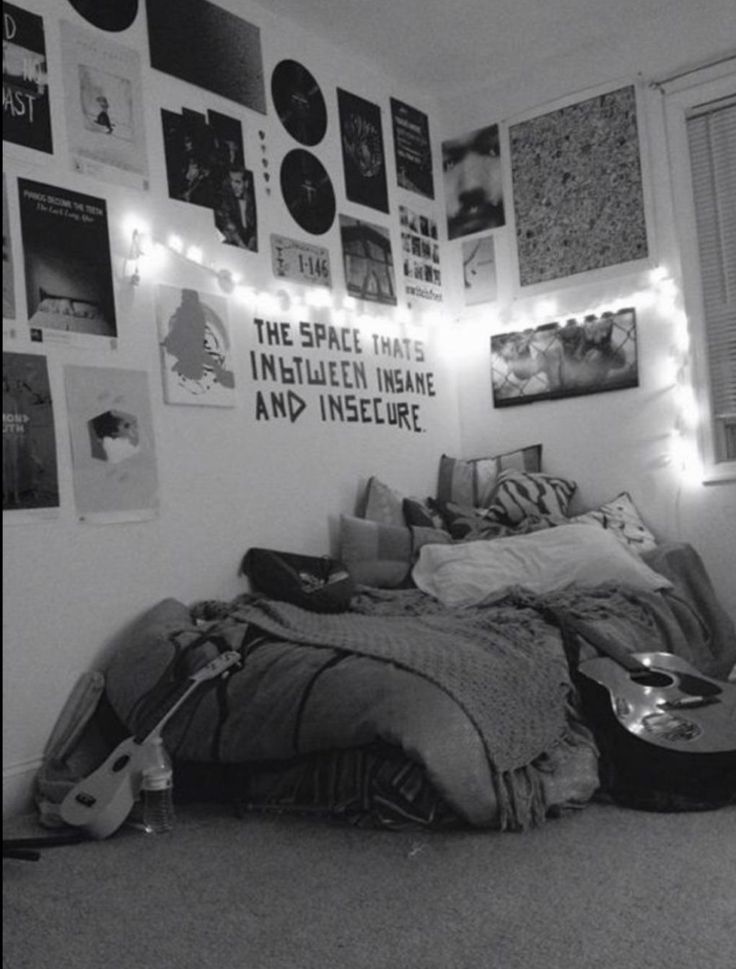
[
  {"x1": 60, "y1": 650, "x2": 241, "y2": 839},
  {"x1": 569, "y1": 618, "x2": 736, "y2": 808}
]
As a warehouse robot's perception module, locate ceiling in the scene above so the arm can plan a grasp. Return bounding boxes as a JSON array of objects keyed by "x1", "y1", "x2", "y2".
[{"x1": 260, "y1": 0, "x2": 679, "y2": 99}]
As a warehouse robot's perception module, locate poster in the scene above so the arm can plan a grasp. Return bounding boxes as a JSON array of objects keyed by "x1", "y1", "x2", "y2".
[
  {"x1": 3, "y1": 174, "x2": 15, "y2": 321},
  {"x1": 399, "y1": 203, "x2": 442, "y2": 305},
  {"x1": 490, "y1": 308, "x2": 639, "y2": 407},
  {"x1": 18, "y1": 179, "x2": 117, "y2": 346},
  {"x1": 156, "y1": 285, "x2": 236, "y2": 406},
  {"x1": 340, "y1": 215, "x2": 397, "y2": 306},
  {"x1": 338, "y1": 89, "x2": 389, "y2": 214},
  {"x1": 510, "y1": 85, "x2": 649, "y2": 286},
  {"x1": 146, "y1": 0, "x2": 266, "y2": 114},
  {"x1": 443, "y1": 124, "x2": 505, "y2": 239},
  {"x1": 2, "y1": 2, "x2": 53, "y2": 153},
  {"x1": 64, "y1": 365, "x2": 159, "y2": 522},
  {"x1": 60, "y1": 20, "x2": 149, "y2": 190},
  {"x1": 463, "y1": 236, "x2": 497, "y2": 305},
  {"x1": 3, "y1": 351, "x2": 59, "y2": 516},
  {"x1": 390, "y1": 98, "x2": 434, "y2": 199}
]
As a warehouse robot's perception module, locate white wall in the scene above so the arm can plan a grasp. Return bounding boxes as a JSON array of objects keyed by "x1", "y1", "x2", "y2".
[
  {"x1": 2, "y1": 0, "x2": 460, "y2": 814},
  {"x1": 434, "y1": 3, "x2": 736, "y2": 623}
]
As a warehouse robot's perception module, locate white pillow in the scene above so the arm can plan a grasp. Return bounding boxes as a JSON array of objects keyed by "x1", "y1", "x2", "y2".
[{"x1": 412, "y1": 523, "x2": 671, "y2": 607}]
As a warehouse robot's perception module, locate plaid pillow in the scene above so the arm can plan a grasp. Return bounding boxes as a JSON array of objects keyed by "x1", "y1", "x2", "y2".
[
  {"x1": 339, "y1": 515, "x2": 452, "y2": 588},
  {"x1": 437, "y1": 444, "x2": 542, "y2": 507},
  {"x1": 487, "y1": 469, "x2": 577, "y2": 526},
  {"x1": 569, "y1": 492, "x2": 657, "y2": 554},
  {"x1": 361, "y1": 476, "x2": 405, "y2": 526}
]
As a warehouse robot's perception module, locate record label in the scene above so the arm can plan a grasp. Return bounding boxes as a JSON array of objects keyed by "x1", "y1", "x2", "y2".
[
  {"x1": 280, "y1": 149, "x2": 335, "y2": 236},
  {"x1": 271, "y1": 60, "x2": 327, "y2": 147}
]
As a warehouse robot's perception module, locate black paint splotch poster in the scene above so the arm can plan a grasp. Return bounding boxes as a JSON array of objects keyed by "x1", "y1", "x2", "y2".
[
  {"x1": 390, "y1": 98, "x2": 434, "y2": 200},
  {"x1": 338, "y1": 89, "x2": 389, "y2": 214},
  {"x1": 2, "y1": 2, "x2": 53, "y2": 153},
  {"x1": 18, "y1": 179, "x2": 117, "y2": 345}
]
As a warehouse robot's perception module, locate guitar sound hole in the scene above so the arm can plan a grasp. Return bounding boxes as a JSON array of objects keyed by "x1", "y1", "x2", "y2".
[{"x1": 630, "y1": 670, "x2": 674, "y2": 688}]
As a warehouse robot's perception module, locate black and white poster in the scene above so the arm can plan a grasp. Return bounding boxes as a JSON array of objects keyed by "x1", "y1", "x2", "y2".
[
  {"x1": 60, "y1": 20, "x2": 149, "y2": 190},
  {"x1": 2, "y1": 2, "x2": 53, "y2": 154},
  {"x1": 147, "y1": 0, "x2": 266, "y2": 115},
  {"x1": 18, "y1": 179, "x2": 117, "y2": 346},
  {"x1": 443, "y1": 124, "x2": 505, "y2": 240},
  {"x1": 3, "y1": 351, "x2": 59, "y2": 516},
  {"x1": 340, "y1": 215, "x2": 396, "y2": 306},
  {"x1": 390, "y1": 98, "x2": 434, "y2": 200},
  {"x1": 338, "y1": 89, "x2": 389, "y2": 214},
  {"x1": 463, "y1": 235, "x2": 497, "y2": 305},
  {"x1": 3, "y1": 174, "x2": 15, "y2": 322},
  {"x1": 399, "y1": 203, "x2": 442, "y2": 306}
]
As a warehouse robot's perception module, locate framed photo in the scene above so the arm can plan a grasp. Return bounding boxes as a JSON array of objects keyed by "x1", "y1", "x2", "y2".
[
  {"x1": 507, "y1": 81, "x2": 654, "y2": 293},
  {"x1": 490, "y1": 307, "x2": 639, "y2": 407}
]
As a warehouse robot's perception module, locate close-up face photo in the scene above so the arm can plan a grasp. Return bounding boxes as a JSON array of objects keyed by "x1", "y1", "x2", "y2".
[{"x1": 443, "y1": 124, "x2": 504, "y2": 239}]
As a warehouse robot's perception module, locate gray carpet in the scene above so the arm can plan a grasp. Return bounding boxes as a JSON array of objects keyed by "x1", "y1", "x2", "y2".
[{"x1": 4, "y1": 802, "x2": 735, "y2": 969}]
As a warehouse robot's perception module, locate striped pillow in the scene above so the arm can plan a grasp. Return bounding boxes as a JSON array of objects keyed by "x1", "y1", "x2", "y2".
[
  {"x1": 487, "y1": 469, "x2": 577, "y2": 526},
  {"x1": 437, "y1": 444, "x2": 542, "y2": 507}
]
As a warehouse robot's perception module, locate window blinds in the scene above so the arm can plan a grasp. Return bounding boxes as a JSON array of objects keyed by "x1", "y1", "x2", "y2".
[{"x1": 686, "y1": 97, "x2": 736, "y2": 461}]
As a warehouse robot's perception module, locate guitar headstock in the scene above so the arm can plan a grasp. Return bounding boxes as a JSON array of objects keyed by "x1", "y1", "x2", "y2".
[{"x1": 189, "y1": 650, "x2": 242, "y2": 684}]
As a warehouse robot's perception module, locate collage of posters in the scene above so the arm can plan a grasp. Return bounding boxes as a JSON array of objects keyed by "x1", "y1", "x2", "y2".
[{"x1": 399, "y1": 204, "x2": 442, "y2": 305}]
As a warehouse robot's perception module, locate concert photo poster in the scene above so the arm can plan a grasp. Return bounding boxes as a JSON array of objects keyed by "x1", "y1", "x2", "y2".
[
  {"x1": 64, "y1": 364, "x2": 159, "y2": 522},
  {"x1": 2, "y1": 2, "x2": 53, "y2": 154},
  {"x1": 3, "y1": 351, "x2": 60, "y2": 517},
  {"x1": 59, "y1": 20, "x2": 149, "y2": 191},
  {"x1": 18, "y1": 179, "x2": 117, "y2": 347},
  {"x1": 146, "y1": 0, "x2": 266, "y2": 115},
  {"x1": 3, "y1": 174, "x2": 16, "y2": 322},
  {"x1": 338, "y1": 89, "x2": 389, "y2": 214},
  {"x1": 390, "y1": 98, "x2": 434, "y2": 200}
]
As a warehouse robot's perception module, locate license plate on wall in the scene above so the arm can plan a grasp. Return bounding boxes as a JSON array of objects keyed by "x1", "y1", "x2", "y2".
[{"x1": 270, "y1": 234, "x2": 331, "y2": 287}]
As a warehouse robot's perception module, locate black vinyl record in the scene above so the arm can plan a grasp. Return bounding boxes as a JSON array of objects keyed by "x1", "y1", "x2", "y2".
[
  {"x1": 280, "y1": 149, "x2": 335, "y2": 236},
  {"x1": 67, "y1": 0, "x2": 138, "y2": 31},
  {"x1": 271, "y1": 60, "x2": 327, "y2": 147}
]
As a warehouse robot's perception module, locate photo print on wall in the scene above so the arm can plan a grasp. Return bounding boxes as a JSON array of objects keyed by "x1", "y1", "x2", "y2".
[
  {"x1": 146, "y1": 0, "x2": 266, "y2": 114},
  {"x1": 443, "y1": 124, "x2": 505, "y2": 240},
  {"x1": 18, "y1": 178, "x2": 117, "y2": 347},
  {"x1": 463, "y1": 235, "x2": 497, "y2": 306},
  {"x1": 59, "y1": 19, "x2": 149, "y2": 190},
  {"x1": 338, "y1": 89, "x2": 389, "y2": 214},
  {"x1": 490, "y1": 307, "x2": 639, "y2": 407},
  {"x1": 156, "y1": 285, "x2": 236, "y2": 407},
  {"x1": 271, "y1": 59, "x2": 327, "y2": 147},
  {"x1": 3, "y1": 351, "x2": 59, "y2": 516},
  {"x1": 3, "y1": 2, "x2": 53, "y2": 154},
  {"x1": 340, "y1": 215, "x2": 397, "y2": 306},
  {"x1": 509, "y1": 84, "x2": 649, "y2": 287},
  {"x1": 64, "y1": 365, "x2": 159, "y2": 522},
  {"x1": 390, "y1": 98, "x2": 434, "y2": 200}
]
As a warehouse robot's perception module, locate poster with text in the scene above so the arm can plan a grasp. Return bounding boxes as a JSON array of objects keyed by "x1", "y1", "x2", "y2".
[
  {"x1": 3, "y1": 351, "x2": 59, "y2": 517},
  {"x1": 340, "y1": 216, "x2": 397, "y2": 306},
  {"x1": 463, "y1": 235, "x2": 497, "y2": 305},
  {"x1": 338, "y1": 89, "x2": 389, "y2": 214},
  {"x1": 60, "y1": 20, "x2": 149, "y2": 190},
  {"x1": 156, "y1": 285, "x2": 236, "y2": 406},
  {"x1": 3, "y1": 174, "x2": 15, "y2": 321},
  {"x1": 391, "y1": 98, "x2": 434, "y2": 199},
  {"x1": 147, "y1": 0, "x2": 266, "y2": 114},
  {"x1": 399, "y1": 203, "x2": 442, "y2": 306},
  {"x1": 2, "y1": 2, "x2": 53, "y2": 154},
  {"x1": 64, "y1": 365, "x2": 159, "y2": 522},
  {"x1": 18, "y1": 179, "x2": 117, "y2": 347}
]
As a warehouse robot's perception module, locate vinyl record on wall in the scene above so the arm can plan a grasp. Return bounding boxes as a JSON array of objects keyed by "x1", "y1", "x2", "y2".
[
  {"x1": 280, "y1": 149, "x2": 335, "y2": 236},
  {"x1": 66, "y1": 0, "x2": 139, "y2": 32},
  {"x1": 271, "y1": 60, "x2": 327, "y2": 147}
]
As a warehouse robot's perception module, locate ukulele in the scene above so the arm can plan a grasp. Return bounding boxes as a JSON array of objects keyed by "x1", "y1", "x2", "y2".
[
  {"x1": 60, "y1": 650, "x2": 241, "y2": 839},
  {"x1": 569, "y1": 618, "x2": 736, "y2": 807}
]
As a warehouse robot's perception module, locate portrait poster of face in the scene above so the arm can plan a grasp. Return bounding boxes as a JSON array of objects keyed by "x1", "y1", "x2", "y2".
[
  {"x1": 2, "y1": 2, "x2": 53, "y2": 154},
  {"x1": 3, "y1": 174, "x2": 15, "y2": 322},
  {"x1": 3, "y1": 351, "x2": 59, "y2": 517},
  {"x1": 59, "y1": 20, "x2": 149, "y2": 191},
  {"x1": 64, "y1": 365, "x2": 159, "y2": 522},
  {"x1": 390, "y1": 98, "x2": 434, "y2": 200},
  {"x1": 156, "y1": 285, "x2": 236, "y2": 407},
  {"x1": 442, "y1": 124, "x2": 505, "y2": 240},
  {"x1": 18, "y1": 179, "x2": 117, "y2": 347},
  {"x1": 463, "y1": 235, "x2": 497, "y2": 305},
  {"x1": 338, "y1": 89, "x2": 389, "y2": 214},
  {"x1": 340, "y1": 215, "x2": 397, "y2": 306},
  {"x1": 146, "y1": 0, "x2": 266, "y2": 114}
]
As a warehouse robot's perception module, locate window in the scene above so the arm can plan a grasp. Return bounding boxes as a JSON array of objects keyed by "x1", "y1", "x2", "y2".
[{"x1": 663, "y1": 62, "x2": 736, "y2": 482}]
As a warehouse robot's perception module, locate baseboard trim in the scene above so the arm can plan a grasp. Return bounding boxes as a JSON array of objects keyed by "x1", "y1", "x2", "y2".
[{"x1": 3, "y1": 758, "x2": 41, "y2": 819}]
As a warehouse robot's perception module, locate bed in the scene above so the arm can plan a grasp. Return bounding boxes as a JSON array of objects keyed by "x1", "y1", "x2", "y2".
[{"x1": 102, "y1": 447, "x2": 736, "y2": 831}]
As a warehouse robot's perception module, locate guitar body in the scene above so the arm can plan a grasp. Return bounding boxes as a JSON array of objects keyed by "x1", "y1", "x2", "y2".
[{"x1": 576, "y1": 651, "x2": 736, "y2": 810}]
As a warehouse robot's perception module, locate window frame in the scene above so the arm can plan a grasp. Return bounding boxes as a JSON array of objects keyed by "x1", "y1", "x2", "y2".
[{"x1": 662, "y1": 63, "x2": 736, "y2": 484}]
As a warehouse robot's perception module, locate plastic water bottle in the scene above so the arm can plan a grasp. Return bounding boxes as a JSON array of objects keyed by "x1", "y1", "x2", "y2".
[{"x1": 139, "y1": 738, "x2": 174, "y2": 834}]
